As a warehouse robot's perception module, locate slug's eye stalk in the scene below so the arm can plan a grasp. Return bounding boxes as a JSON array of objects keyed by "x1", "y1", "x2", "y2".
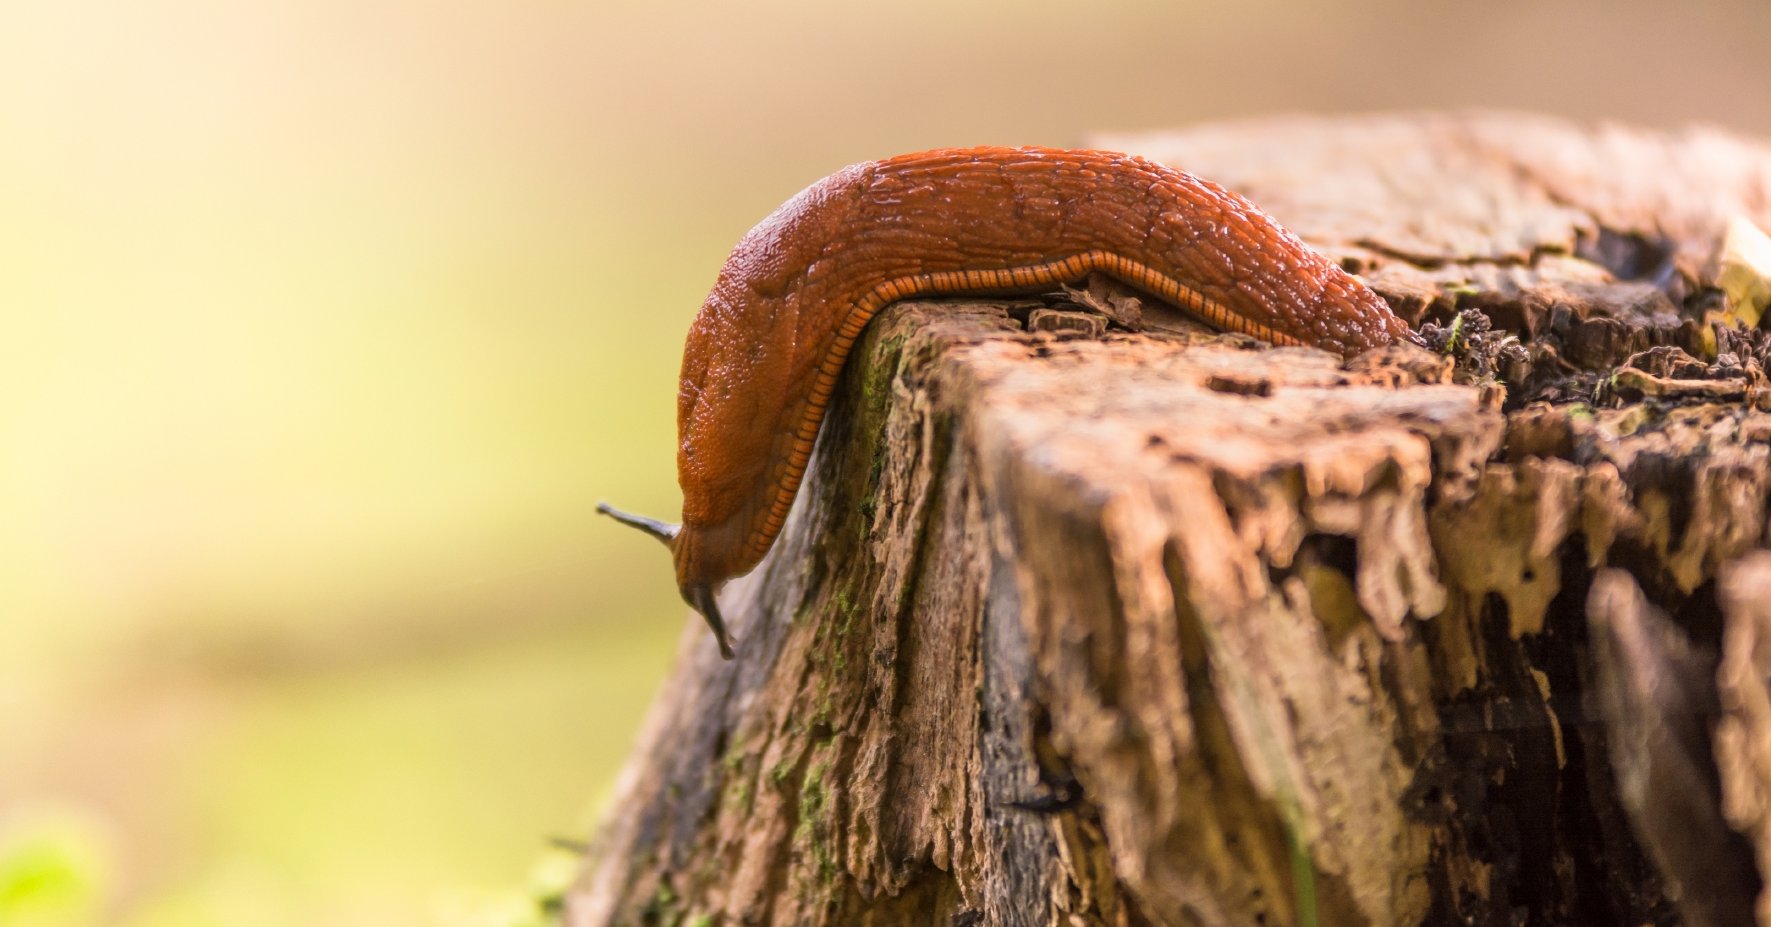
[
  {"x1": 596, "y1": 502, "x2": 737, "y2": 660},
  {"x1": 596, "y1": 501, "x2": 680, "y2": 546}
]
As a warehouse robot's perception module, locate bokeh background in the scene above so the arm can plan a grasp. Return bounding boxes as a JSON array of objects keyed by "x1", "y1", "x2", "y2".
[{"x1": 3, "y1": 1, "x2": 1770, "y2": 925}]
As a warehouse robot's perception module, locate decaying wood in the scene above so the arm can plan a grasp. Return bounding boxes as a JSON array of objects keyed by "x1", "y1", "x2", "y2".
[{"x1": 568, "y1": 113, "x2": 1771, "y2": 927}]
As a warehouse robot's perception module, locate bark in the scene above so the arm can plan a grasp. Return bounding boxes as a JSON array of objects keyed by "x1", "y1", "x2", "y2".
[{"x1": 567, "y1": 113, "x2": 1771, "y2": 927}]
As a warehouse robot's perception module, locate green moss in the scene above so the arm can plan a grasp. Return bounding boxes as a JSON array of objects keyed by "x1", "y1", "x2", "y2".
[
  {"x1": 856, "y1": 453, "x2": 888, "y2": 528},
  {"x1": 806, "y1": 691, "x2": 835, "y2": 740},
  {"x1": 720, "y1": 732, "x2": 747, "y2": 769},
  {"x1": 794, "y1": 760, "x2": 838, "y2": 883},
  {"x1": 717, "y1": 732, "x2": 755, "y2": 814},
  {"x1": 833, "y1": 589, "x2": 861, "y2": 639},
  {"x1": 1443, "y1": 312, "x2": 1467, "y2": 354},
  {"x1": 858, "y1": 462, "x2": 885, "y2": 504},
  {"x1": 825, "y1": 592, "x2": 860, "y2": 648},
  {"x1": 768, "y1": 758, "x2": 794, "y2": 790},
  {"x1": 859, "y1": 334, "x2": 909, "y2": 411},
  {"x1": 848, "y1": 331, "x2": 909, "y2": 539},
  {"x1": 639, "y1": 880, "x2": 682, "y2": 927},
  {"x1": 818, "y1": 586, "x2": 864, "y2": 680}
]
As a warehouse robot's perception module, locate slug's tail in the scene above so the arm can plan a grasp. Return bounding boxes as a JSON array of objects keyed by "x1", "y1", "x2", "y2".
[{"x1": 596, "y1": 502, "x2": 737, "y2": 659}]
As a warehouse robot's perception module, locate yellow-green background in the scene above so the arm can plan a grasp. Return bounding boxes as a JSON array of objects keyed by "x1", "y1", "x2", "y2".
[{"x1": 3, "y1": 1, "x2": 1768, "y2": 925}]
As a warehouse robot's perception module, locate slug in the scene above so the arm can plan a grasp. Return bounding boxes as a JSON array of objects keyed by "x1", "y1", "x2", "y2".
[{"x1": 601, "y1": 145, "x2": 1418, "y2": 658}]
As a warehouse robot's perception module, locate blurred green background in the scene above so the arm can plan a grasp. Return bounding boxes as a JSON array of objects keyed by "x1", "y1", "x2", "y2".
[{"x1": 2, "y1": 1, "x2": 1768, "y2": 924}]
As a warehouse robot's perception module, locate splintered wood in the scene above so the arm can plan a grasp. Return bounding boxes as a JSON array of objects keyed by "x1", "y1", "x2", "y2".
[{"x1": 570, "y1": 114, "x2": 1771, "y2": 927}]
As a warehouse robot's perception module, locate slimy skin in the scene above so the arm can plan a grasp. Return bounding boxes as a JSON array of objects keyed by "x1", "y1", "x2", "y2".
[{"x1": 603, "y1": 145, "x2": 1418, "y2": 658}]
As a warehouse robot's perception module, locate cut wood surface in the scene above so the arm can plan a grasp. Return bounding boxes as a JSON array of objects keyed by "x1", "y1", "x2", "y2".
[{"x1": 567, "y1": 113, "x2": 1771, "y2": 927}]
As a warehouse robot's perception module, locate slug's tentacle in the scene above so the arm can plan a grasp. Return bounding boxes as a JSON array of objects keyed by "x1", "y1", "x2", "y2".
[
  {"x1": 595, "y1": 501, "x2": 679, "y2": 547},
  {"x1": 687, "y1": 583, "x2": 734, "y2": 660},
  {"x1": 619, "y1": 145, "x2": 1417, "y2": 659},
  {"x1": 596, "y1": 503, "x2": 733, "y2": 657}
]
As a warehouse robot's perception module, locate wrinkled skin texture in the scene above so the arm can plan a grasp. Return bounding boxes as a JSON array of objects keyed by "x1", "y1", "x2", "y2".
[{"x1": 672, "y1": 146, "x2": 1416, "y2": 618}]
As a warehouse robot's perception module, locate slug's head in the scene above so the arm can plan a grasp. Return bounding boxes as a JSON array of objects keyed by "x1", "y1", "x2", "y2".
[
  {"x1": 1302, "y1": 270, "x2": 1425, "y2": 357},
  {"x1": 596, "y1": 502, "x2": 736, "y2": 659}
]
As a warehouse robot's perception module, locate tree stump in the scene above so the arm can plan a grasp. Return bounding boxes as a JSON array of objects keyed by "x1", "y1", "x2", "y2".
[{"x1": 567, "y1": 113, "x2": 1771, "y2": 927}]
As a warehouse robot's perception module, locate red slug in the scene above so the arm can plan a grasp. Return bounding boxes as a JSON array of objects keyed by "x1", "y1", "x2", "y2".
[{"x1": 601, "y1": 145, "x2": 1419, "y2": 658}]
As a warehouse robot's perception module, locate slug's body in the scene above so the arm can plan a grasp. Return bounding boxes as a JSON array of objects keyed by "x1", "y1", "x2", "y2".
[{"x1": 602, "y1": 146, "x2": 1418, "y2": 658}]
